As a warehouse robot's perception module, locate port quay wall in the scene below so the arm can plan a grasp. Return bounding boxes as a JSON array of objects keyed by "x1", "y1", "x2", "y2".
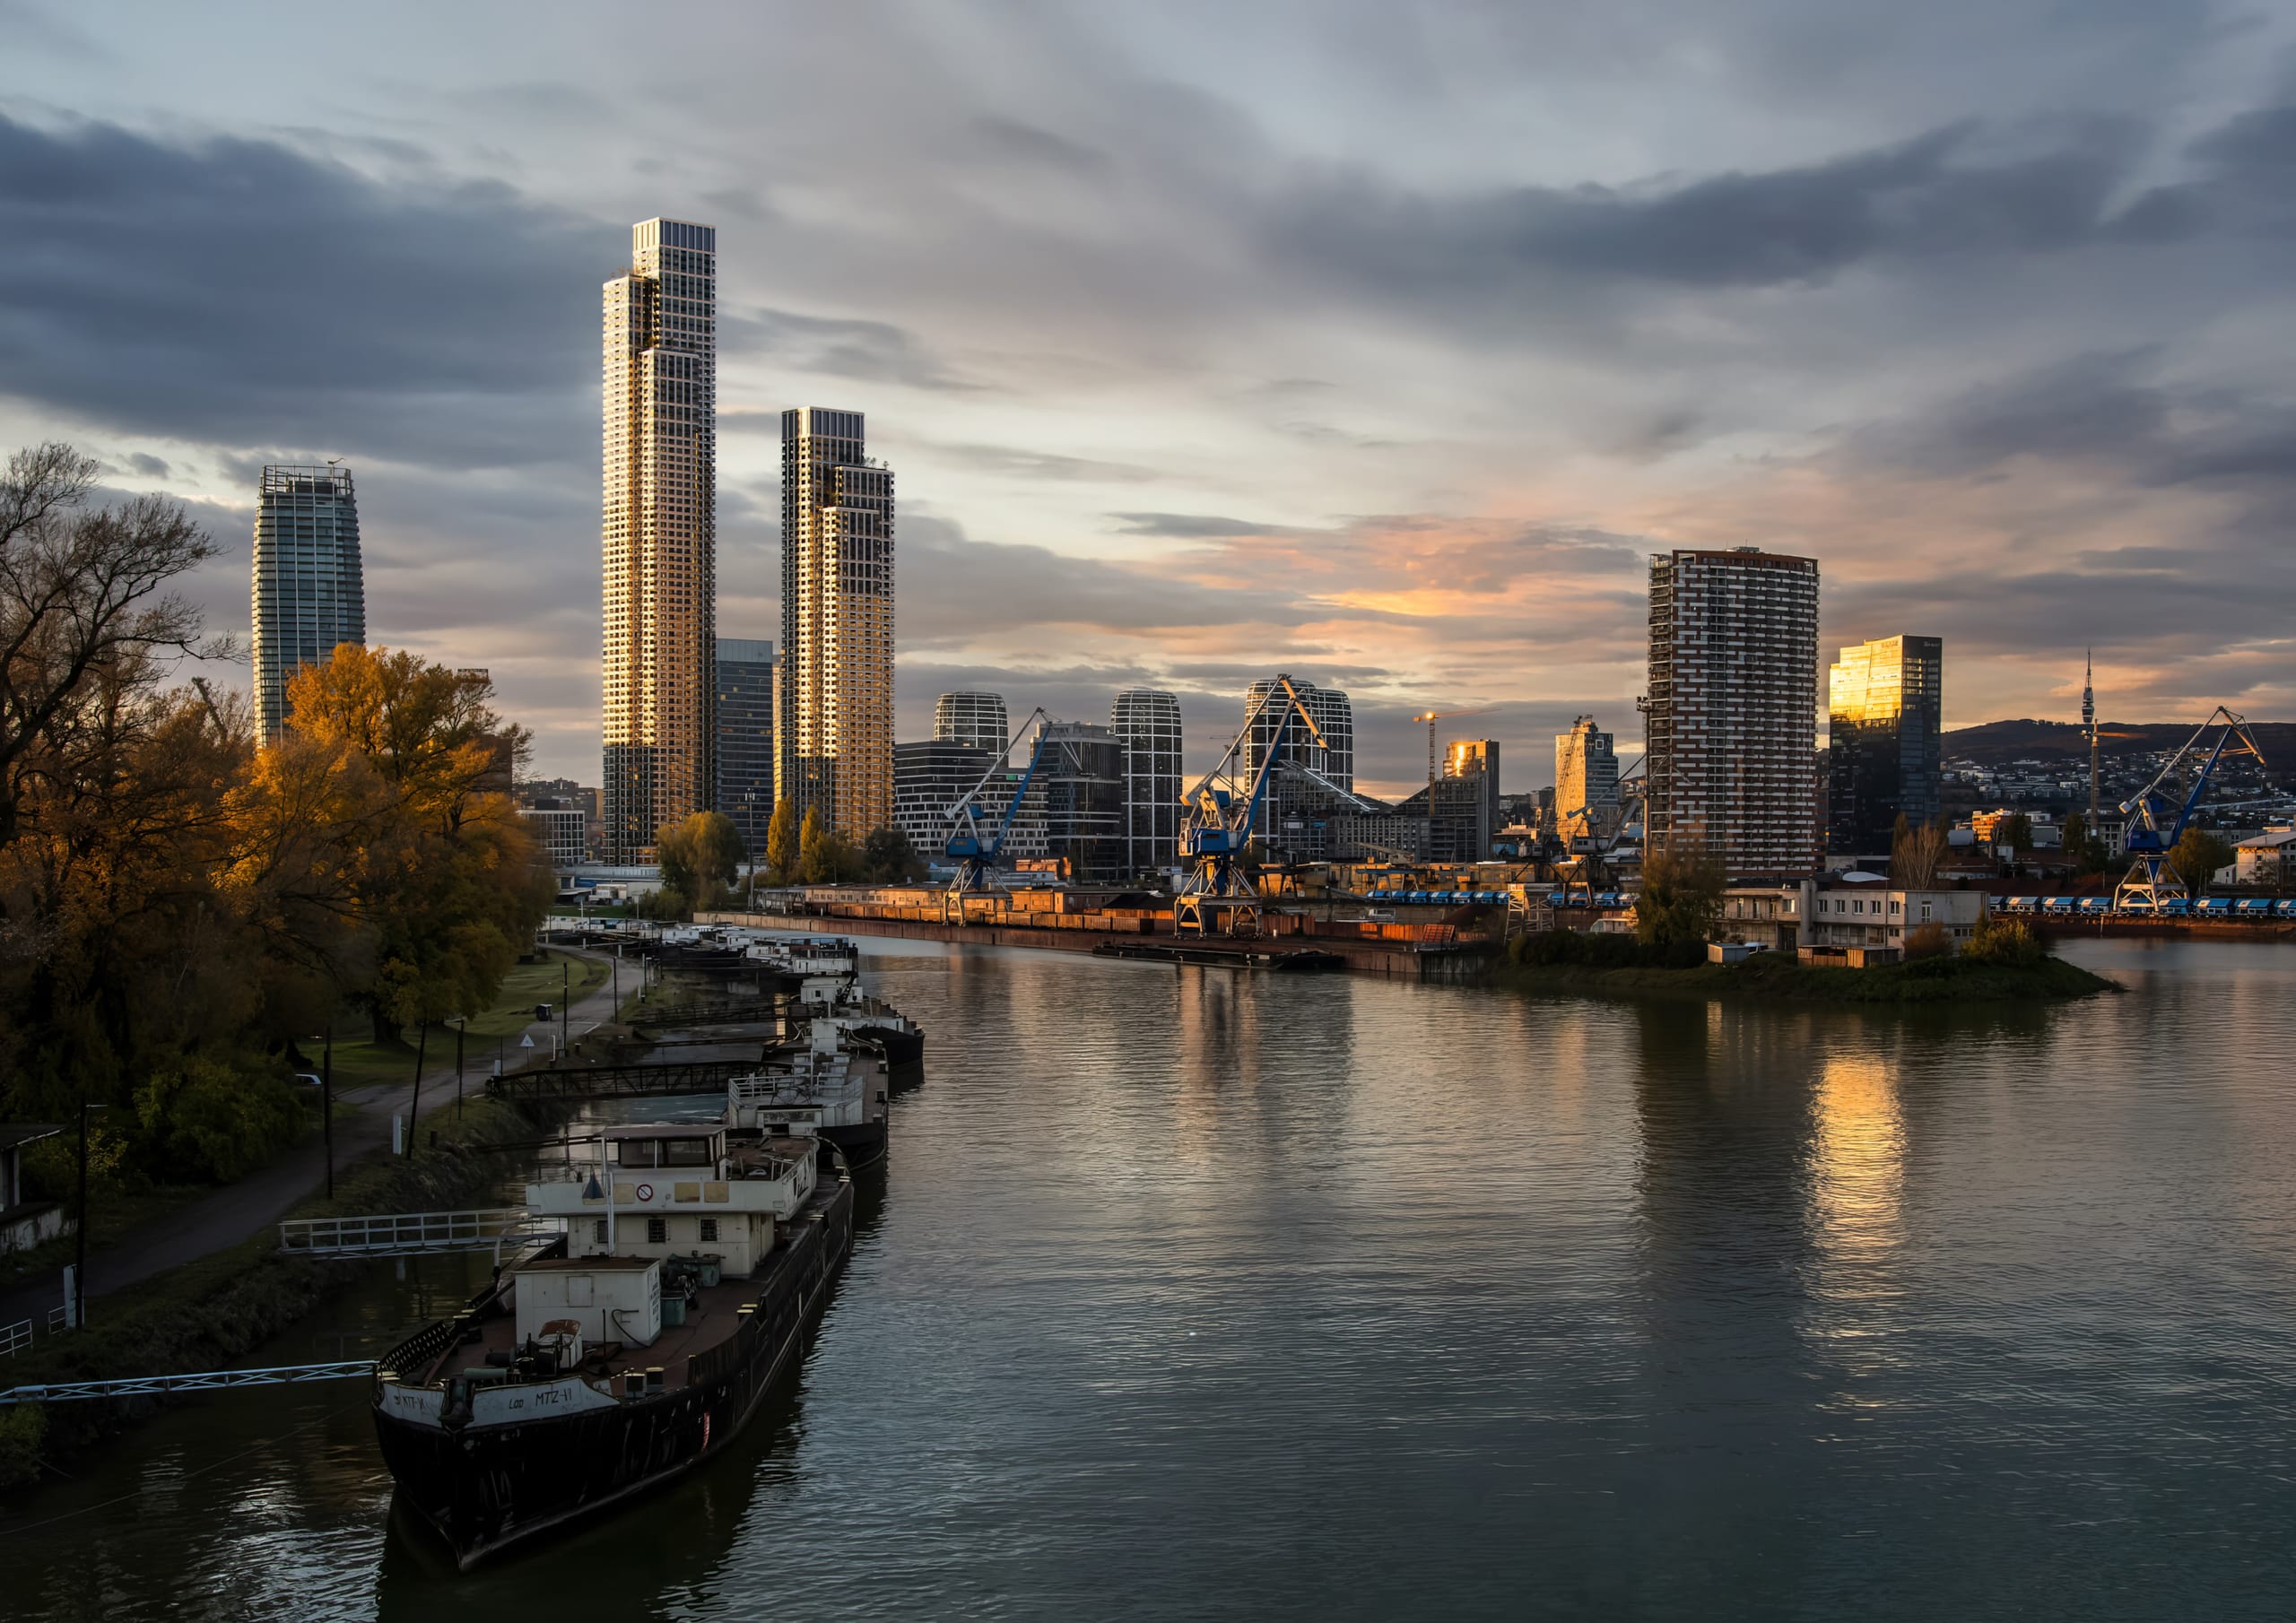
[{"x1": 696, "y1": 907, "x2": 1491, "y2": 981}]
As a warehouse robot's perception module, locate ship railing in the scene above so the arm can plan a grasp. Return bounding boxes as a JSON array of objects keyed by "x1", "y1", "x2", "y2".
[{"x1": 278, "y1": 1208, "x2": 558, "y2": 1258}]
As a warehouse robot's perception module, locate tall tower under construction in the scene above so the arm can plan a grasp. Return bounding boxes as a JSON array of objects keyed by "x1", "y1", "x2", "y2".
[
  {"x1": 2083, "y1": 649, "x2": 2100, "y2": 823},
  {"x1": 602, "y1": 217, "x2": 718, "y2": 863},
  {"x1": 778, "y1": 408, "x2": 895, "y2": 838}
]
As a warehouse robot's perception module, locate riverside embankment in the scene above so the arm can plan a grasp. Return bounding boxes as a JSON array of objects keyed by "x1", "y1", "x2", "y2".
[{"x1": 697, "y1": 907, "x2": 1496, "y2": 980}]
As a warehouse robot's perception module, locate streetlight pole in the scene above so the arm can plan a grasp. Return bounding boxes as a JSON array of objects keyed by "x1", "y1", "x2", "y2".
[
  {"x1": 322, "y1": 1020, "x2": 335, "y2": 1199},
  {"x1": 455, "y1": 1017, "x2": 465, "y2": 1115},
  {"x1": 561, "y1": 959, "x2": 570, "y2": 1054},
  {"x1": 73, "y1": 1100, "x2": 106, "y2": 1332},
  {"x1": 406, "y1": 1020, "x2": 428, "y2": 1159}
]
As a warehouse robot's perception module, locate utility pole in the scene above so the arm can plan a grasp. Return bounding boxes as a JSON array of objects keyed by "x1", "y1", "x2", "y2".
[
  {"x1": 561, "y1": 959, "x2": 571, "y2": 1053},
  {"x1": 406, "y1": 1020, "x2": 428, "y2": 1158},
  {"x1": 322, "y1": 1022, "x2": 335, "y2": 1199},
  {"x1": 73, "y1": 1098, "x2": 92, "y2": 1332},
  {"x1": 454, "y1": 1018, "x2": 465, "y2": 1115}
]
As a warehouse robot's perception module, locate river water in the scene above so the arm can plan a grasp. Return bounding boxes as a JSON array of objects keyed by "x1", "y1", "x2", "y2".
[{"x1": 4, "y1": 936, "x2": 2293, "y2": 1620}]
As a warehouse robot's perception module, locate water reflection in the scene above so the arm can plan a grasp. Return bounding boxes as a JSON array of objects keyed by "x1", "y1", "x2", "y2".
[{"x1": 6, "y1": 939, "x2": 2296, "y2": 1621}]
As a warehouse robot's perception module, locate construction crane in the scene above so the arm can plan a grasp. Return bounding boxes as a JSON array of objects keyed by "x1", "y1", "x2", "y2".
[
  {"x1": 1554, "y1": 756, "x2": 1649, "y2": 908},
  {"x1": 942, "y1": 707, "x2": 1055, "y2": 913},
  {"x1": 2113, "y1": 705, "x2": 2266, "y2": 912},
  {"x1": 1176, "y1": 677, "x2": 1326, "y2": 937},
  {"x1": 1409, "y1": 707, "x2": 1495, "y2": 808}
]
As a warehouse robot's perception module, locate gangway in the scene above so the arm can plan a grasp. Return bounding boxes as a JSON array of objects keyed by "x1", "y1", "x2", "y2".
[
  {"x1": 487, "y1": 1058, "x2": 759, "y2": 1103},
  {"x1": 1, "y1": 1361, "x2": 376, "y2": 1406},
  {"x1": 278, "y1": 1208, "x2": 559, "y2": 1260}
]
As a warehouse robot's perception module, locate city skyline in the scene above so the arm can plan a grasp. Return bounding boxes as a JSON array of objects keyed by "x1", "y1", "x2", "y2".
[{"x1": 10, "y1": 4, "x2": 2296, "y2": 799}]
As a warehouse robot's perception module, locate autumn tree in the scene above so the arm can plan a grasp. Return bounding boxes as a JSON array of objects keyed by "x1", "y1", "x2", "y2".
[
  {"x1": 2169, "y1": 827, "x2": 2235, "y2": 896},
  {"x1": 764, "y1": 797, "x2": 798, "y2": 883},
  {"x1": 861, "y1": 825, "x2": 923, "y2": 882},
  {"x1": 1635, "y1": 841, "x2": 1725, "y2": 948},
  {"x1": 1891, "y1": 818, "x2": 1946, "y2": 890},
  {"x1": 658, "y1": 810, "x2": 744, "y2": 905},
  {"x1": 279, "y1": 647, "x2": 552, "y2": 1041}
]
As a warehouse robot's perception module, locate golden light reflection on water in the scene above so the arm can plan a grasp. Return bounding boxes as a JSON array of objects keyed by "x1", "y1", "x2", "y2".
[{"x1": 1805, "y1": 1051, "x2": 1909, "y2": 1374}]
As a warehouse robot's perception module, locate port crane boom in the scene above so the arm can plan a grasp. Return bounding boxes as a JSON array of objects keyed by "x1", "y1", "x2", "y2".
[
  {"x1": 1175, "y1": 677, "x2": 1326, "y2": 937},
  {"x1": 2113, "y1": 705, "x2": 2265, "y2": 913},
  {"x1": 943, "y1": 707, "x2": 1055, "y2": 904}
]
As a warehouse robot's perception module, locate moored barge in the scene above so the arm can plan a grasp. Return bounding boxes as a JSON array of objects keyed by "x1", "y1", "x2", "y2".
[{"x1": 372, "y1": 1121, "x2": 853, "y2": 1568}]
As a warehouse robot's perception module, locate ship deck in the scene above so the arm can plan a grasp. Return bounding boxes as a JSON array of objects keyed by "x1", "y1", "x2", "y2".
[{"x1": 417, "y1": 1252, "x2": 782, "y2": 1393}]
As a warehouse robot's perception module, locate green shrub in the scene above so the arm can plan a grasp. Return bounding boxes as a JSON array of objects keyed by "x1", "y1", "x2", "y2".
[
  {"x1": 1962, "y1": 916, "x2": 2048, "y2": 967},
  {"x1": 1509, "y1": 930, "x2": 1706, "y2": 970},
  {"x1": 135, "y1": 1056, "x2": 306, "y2": 1183},
  {"x1": 0, "y1": 1403, "x2": 46, "y2": 1491}
]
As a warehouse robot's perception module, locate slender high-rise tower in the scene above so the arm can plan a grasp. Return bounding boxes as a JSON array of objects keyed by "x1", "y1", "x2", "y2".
[
  {"x1": 602, "y1": 218, "x2": 718, "y2": 863},
  {"x1": 1112, "y1": 689, "x2": 1184, "y2": 874},
  {"x1": 2083, "y1": 648, "x2": 2099, "y2": 822},
  {"x1": 250, "y1": 463, "x2": 364, "y2": 745},
  {"x1": 1645, "y1": 546, "x2": 1821, "y2": 878},
  {"x1": 778, "y1": 409, "x2": 895, "y2": 838}
]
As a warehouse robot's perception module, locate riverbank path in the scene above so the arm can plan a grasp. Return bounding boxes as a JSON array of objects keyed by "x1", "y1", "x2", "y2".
[{"x1": 0, "y1": 948, "x2": 633, "y2": 1332}]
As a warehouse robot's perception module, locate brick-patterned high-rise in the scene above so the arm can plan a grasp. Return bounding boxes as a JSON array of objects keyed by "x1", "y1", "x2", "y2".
[{"x1": 1645, "y1": 547, "x2": 1821, "y2": 879}]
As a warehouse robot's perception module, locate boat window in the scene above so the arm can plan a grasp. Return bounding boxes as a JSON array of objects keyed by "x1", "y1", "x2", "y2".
[
  {"x1": 647, "y1": 1218, "x2": 667, "y2": 1244},
  {"x1": 615, "y1": 1140, "x2": 659, "y2": 1168},
  {"x1": 700, "y1": 1219, "x2": 718, "y2": 1242},
  {"x1": 664, "y1": 1137, "x2": 714, "y2": 1167},
  {"x1": 593, "y1": 1219, "x2": 607, "y2": 1243}
]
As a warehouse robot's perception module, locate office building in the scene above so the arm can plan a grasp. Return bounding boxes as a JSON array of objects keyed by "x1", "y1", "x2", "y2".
[
  {"x1": 602, "y1": 217, "x2": 718, "y2": 861},
  {"x1": 1031, "y1": 719, "x2": 1127, "y2": 883},
  {"x1": 779, "y1": 408, "x2": 895, "y2": 839},
  {"x1": 1241, "y1": 675, "x2": 1356, "y2": 856},
  {"x1": 1554, "y1": 717, "x2": 1619, "y2": 840},
  {"x1": 893, "y1": 739, "x2": 1044, "y2": 865},
  {"x1": 518, "y1": 804, "x2": 587, "y2": 869},
  {"x1": 1111, "y1": 689, "x2": 1184, "y2": 874},
  {"x1": 1826, "y1": 635, "x2": 1943, "y2": 854},
  {"x1": 1445, "y1": 739, "x2": 1502, "y2": 860},
  {"x1": 1645, "y1": 547, "x2": 1821, "y2": 878},
  {"x1": 717, "y1": 638, "x2": 775, "y2": 856},
  {"x1": 935, "y1": 691, "x2": 1009, "y2": 753},
  {"x1": 250, "y1": 463, "x2": 364, "y2": 744}
]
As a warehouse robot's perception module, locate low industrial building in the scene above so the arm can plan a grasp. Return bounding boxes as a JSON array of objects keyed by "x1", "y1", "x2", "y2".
[
  {"x1": 0, "y1": 1124, "x2": 69, "y2": 1255},
  {"x1": 1797, "y1": 875, "x2": 1987, "y2": 954},
  {"x1": 2234, "y1": 830, "x2": 2296, "y2": 888}
]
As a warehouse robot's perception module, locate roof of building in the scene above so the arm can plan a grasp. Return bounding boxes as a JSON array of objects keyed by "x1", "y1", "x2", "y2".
[
  {"x1": 2237, "y1": 830, "x2": 2296, "y2": 850},
  {"x1": 0, "y1": 1124, "x2": 64, "y2": 1154}
]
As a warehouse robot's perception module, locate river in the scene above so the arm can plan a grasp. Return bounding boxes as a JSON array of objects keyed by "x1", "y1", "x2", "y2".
[{"x1": 4, "y1": 936, "x2": 2293, "y2": 1620}]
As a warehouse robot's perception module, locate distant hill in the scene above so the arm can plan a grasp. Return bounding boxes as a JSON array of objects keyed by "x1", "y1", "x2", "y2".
[{"x1": 1944, "y1": 718, "x2": 2296, "y2": 764}]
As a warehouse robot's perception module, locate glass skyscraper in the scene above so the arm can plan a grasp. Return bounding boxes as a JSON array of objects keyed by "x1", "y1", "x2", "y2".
[
  {"x1": 1827, "y1": 634, "x2": 1944, "y2": 854},
  {"x1": 603, "y1": 216, "x2": 717, "y2": 863},
  {"x1": 716, "y1": 637, "x2": 775, "y2": 857},
  {"x1": 251, "y1": 463, "x2": 364, "y2": 745}
]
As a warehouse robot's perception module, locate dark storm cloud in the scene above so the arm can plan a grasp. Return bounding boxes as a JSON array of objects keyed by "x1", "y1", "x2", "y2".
[
  {"x1": 899, "y1": 513, "x2": 1310, "y2": 645},
  {"x1": 1108, "y1": 512, "x2": 1302, "y2": 538},
  {"x1": 1244, "y1": 93, "x2": 2296, "y2": 333},
  {"x1": 938, "y1": 446, "x2": 1160, "y2": 482},
  {"x1": 1849, "y1": 348, "x2": 2296, "y2": 496},
  {"x1": 719, "y1": 308, "x2": 983, "y2": 392},
  {"x1": 0, "y1": 113, "x2": 605, "y2": 468}
]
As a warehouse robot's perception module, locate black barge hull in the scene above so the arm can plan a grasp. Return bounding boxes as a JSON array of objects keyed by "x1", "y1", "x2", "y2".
[{"x1": 371, "y1": 1179, "x2": 854, "y2": 1569}]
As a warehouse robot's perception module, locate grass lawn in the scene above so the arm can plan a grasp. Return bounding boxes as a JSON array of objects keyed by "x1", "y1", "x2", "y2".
[
  {"x1": 0, "y1": 1184, "x2": 214, "y2": 1290},
  {"x1": 315, "y1": 949, "x2": 617, "y2": 1093}
]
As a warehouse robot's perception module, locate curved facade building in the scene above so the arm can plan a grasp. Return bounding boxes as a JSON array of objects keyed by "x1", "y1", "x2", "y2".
[
  {"x1": 935, "y1": 690, "x2": 1009, "y2": 753},
  {"x1": 251, "y1": 463, "x2": 364, "y2": 746},
  {"x1": 1111, "y1": 688, "x2": 1183, "y2": 873}
]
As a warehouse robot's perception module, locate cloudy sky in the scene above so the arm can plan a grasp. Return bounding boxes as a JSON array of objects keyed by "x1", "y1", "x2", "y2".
[{"x1": 5, "y1": 0, "x2": 2295, "y2": 797}]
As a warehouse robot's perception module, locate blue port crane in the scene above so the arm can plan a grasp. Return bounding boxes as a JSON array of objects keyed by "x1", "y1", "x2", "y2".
[
  {"x1": 2113, "y1": 705, "x2": 2266, "y2": 913},
  {"x1": 942, "y1": 707, "x2": 1055, "y2": 909},
  {"x1": 1174, "y1": 677, "x2": 1326, "y2": 937}
]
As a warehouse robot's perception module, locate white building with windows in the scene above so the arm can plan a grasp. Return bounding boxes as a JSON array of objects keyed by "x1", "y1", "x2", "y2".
[{"x1": 1796, "y1": 875, "x2": 1987, "y2": 951}]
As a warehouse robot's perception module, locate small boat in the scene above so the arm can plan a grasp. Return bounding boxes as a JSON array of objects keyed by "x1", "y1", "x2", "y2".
[
  {"x1": 785, "y1": 974, "x2": 926, "y2": 1070},
  {"x1": 372, "y1": 1120, "x2": 853, "y2": 1568},
  {"x1": 726, "y1": 1019, "x2": 891, "y2": 1171}
]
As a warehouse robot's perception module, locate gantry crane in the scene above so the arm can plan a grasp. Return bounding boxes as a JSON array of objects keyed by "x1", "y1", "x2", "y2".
[
  {"x1": 2113, "y1": 705, "x2": 2266, "y2": 912},
  {"x1": 1175, "y1": 677, "x2": 1326, "y2": 937},
  {"x1": 1554, "y1": 756, "x2": 1649, "y2": 909},
  {"x1": 942, "y1": 707, "x2": 1054, "y2": 916}
]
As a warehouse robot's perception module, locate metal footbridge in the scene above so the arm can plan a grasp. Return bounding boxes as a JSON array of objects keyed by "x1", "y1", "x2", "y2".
[
  {"x1": 486, "y1": 1058, "x2": 757, "y2": 1103},
  {"x1": 1, "y1": 1361, "x2": 378, "y2": 1406},
  {"x1": 276, "y1": 1207, "x2": 559, "y2": 1260}
]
